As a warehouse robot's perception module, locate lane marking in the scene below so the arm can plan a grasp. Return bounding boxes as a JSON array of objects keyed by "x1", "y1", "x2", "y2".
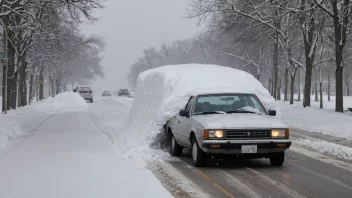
[
  {"x1": 245, "y1": 167, "x2": 306, "y2": 198},
  {"x1": 194, "y1": 168, "x2": 236, "y2": 198}
]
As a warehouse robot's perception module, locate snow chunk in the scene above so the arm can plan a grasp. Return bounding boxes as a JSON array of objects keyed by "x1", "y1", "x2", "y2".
[
  {"x1": 117, "y1": 64, "x2": 278, "y2": 166},
  {"x1": 0, "y1": 92, "x2": 87, "y2": 148}
]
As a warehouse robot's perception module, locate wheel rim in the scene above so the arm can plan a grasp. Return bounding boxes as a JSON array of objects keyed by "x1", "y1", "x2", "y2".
[
  {"x1": 192, "y1": 143, "x2": 198, "y2": 163},
  {"x1": 171, "y1": 136, "x2": 176, "y2": 152}
]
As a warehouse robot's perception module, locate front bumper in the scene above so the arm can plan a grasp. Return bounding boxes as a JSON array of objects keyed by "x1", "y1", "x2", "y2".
[{"x1": 201, "y1": 139, "x2": 291, "y2": 154}]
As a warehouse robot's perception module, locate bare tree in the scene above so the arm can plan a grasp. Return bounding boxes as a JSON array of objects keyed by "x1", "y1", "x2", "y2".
[{"x1": 315, "y1": 0, "x2": 350, "y2": 112}]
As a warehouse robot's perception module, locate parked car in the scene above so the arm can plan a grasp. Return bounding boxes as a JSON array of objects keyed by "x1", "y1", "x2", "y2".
[
  {"x1": 118, "y1": 89, "x2": 130, "y2": 96},
  {"x1": 74, "y1": 86, "x2": 93, "y2": 103},
  {"x1": 102, "y1": 91, "x2": 112, "y2": 96},
  {"x1": 166, "y1": 93, "x2": 291, "y2": 167}
]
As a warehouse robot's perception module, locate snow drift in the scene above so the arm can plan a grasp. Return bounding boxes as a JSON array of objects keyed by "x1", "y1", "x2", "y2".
[
  {"x1": 116, "y1": 64, "x2": 278, "y2": 166},
  {"x1": 0, "y1": 92, "x2": 87, "y2": 148}
]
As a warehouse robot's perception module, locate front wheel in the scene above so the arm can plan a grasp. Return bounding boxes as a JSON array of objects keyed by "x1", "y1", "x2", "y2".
[
  {"x1": 191, "y1": 138, "x2": 207, "y2": 167},
  {"x1": 170, "y1": 136, "x2": 183, "y2": 156},
  {"x1": 270, "y1": 151, "x2": 285, "y2": 166}
]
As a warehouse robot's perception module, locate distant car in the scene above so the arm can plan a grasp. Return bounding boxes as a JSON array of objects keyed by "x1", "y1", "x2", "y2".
[
  {"x1": 118, "y1": 89, "x2": 130, "y2": 97},
  {"x1": 74, "y1": 86, "x2": 93, "y2": 103},
  {"x1": 102, "y1": 91, "x2": 112, "y2": 96},
  {"x1": 166, "y1": 93, "x2": 291, "y2": 167}
]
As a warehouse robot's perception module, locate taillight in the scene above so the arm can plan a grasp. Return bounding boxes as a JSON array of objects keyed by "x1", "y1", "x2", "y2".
[{"x1": 89, "y1": 91, "x2": 93, "y2": 93}]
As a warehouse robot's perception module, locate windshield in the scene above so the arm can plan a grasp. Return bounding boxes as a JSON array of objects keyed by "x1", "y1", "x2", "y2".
[{"x1": 193, "y1": 94, "x2": 267, "y2": 115}]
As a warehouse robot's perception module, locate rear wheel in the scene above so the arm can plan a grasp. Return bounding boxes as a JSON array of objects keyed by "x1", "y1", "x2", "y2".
[
  {"x1": 90, "y1": 98, "x2": 94, "y2": 103},
  {"x1": 270, "y1": 151, "x2": 285, "y2": 166},
  {"x1": 170, "y1": 135, "x2": 183, "y2": 156},
  {"x1": 191, "y1": 137, "x2": 207, "y2": 167}
]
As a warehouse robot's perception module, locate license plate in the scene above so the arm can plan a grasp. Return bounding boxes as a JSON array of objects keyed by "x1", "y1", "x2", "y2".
[{"x1": 241, "y1": 145, "x2": 257, "y2": 153}]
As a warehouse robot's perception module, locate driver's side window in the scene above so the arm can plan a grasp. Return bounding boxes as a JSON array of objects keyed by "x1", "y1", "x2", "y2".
[{"x1": 185, "y1": 97, "x2": 195, "y2": 111}]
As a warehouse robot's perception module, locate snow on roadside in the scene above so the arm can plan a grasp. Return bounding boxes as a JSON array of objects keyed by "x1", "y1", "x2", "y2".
[
  {"x1": 295, "y1": 138, "x2": 352, "y2": 161},
  {"x1": 0, "y1": 92, "x2": 86, "y2": 148},
  {"x1": 115, "y1": 64, "x2": 279, "y2": 166},
  {"x1": 278, "y1": 97, "x2": 352, "y2": 140}
]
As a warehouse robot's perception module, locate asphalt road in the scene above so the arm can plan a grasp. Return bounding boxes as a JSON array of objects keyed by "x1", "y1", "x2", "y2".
[{"x1": 162, "y1": 145, "x2": 352, "y2": 198}]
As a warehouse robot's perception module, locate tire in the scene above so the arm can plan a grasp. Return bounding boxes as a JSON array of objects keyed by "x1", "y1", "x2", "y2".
[
  {"x1": 191, "y1": 137, "x2": 207, "y2": 167},
  {"x1": 90, "y1": 98, "x2": 94, "y2": 103},
  {"x1": 270, "y1": 151, "x2": 285, "y2": 166},
  {"x1": 170, "y1": 135, "x2": 183, "y2": 156}
]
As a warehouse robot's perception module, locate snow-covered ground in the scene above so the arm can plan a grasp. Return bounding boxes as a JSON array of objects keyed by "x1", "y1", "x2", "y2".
[
  {"x1": 278, "y1": 95, "x2": 352, "y2": 140},
  {"x1": 0, "y1": 93, "x2": 87, "y2": 148},
  {"x1": 0, "y1": 94, "x2": 171, "y2": 198}
]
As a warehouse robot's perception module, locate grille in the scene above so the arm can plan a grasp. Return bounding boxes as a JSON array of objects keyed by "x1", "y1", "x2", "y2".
[{"x1": 225, "y1": 129, "x2": 271, "y2": 139}]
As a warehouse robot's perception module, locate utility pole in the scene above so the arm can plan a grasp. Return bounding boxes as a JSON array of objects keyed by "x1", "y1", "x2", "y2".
[{"x1": 2, "y1": 19, "x2": 8, "y2": 114}]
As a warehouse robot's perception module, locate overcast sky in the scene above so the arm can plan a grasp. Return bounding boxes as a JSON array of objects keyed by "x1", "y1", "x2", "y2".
[{"x1": 81, "y1": 0, "x2": 200, "y2": 93}]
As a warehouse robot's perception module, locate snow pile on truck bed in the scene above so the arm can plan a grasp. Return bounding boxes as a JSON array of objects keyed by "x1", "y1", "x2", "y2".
[
  {"x1": 0, "y1": 92, "x2": 87, "y2": 148},
  {"x1": 117, "y1": 64, "x2": 278, "y2": 165}
]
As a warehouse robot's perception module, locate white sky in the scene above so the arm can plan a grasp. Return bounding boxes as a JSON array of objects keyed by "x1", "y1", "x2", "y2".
[{"x1": 81, "y1": 0, "x2": 200, "y2": 93}]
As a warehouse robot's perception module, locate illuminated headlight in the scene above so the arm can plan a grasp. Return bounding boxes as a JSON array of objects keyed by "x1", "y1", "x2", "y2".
[
  {"x1": 209, "y1": 130, "x2": 224, "y2": 138},
  {"x1": 271, "y1": 129, "x2": 289, "y2": 138}
]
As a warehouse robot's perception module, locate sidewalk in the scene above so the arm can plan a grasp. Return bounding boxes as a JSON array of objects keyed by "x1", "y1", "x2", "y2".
[{"x1": 0, "y1": 108, "x2": 170, "y2": 198}]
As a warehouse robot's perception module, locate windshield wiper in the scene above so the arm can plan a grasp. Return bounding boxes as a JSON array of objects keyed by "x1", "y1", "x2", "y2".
[
  {"x1": 194, "y1": 111, "x2": 226, "y2": 115},
  {"x1": 226, "y1": 110, "x2": 257, "y2": 114}
]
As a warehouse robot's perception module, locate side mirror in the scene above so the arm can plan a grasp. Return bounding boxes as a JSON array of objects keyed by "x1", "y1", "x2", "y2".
[
  {"x1": 268, "y1": 110, "x2": 276, "y2": 116},
  {"x1": 179, "y1": 110, "x2": 190, "y2": 117}
]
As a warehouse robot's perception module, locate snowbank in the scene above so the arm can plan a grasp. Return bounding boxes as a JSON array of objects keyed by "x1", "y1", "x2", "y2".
[
  {"x1": 116, "y1": 64, "x2": 278, "y2": 166},
  {"x1": 278, "y1": 96, "x2": 352, "y2": 140},
  {"x1": 296, "y1": 139, "x2": 352, "y2": 161},
  {"x1": 0, "y1": 92, "x2": 87, "y2": 148}
]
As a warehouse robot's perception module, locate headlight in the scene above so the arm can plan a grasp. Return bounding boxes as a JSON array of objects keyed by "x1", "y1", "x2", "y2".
[
  {"x1": 271, "y1": 129, "x2": 289, "y2": 138},
  {"x1": 209, "y1": 130, "x2": 224, "y2": 138}
]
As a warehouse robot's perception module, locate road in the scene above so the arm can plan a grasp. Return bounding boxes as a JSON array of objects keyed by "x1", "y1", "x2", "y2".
[{"x1": 1, "y1": 97, "x2": 352, "y2": 198}]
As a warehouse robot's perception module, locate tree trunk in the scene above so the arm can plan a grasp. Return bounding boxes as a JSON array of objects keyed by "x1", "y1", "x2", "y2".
[
  {"x1": 320, "y1": 82, "x2": 323, "y2": 109},
  {"x1": 269, "y1": 78, "x2": 272, "y2": 95},
  {"x1": 315, "y1": 72, "x2": 318, "y2": 102},
  {"x1": 29, "y1": 73, "x2": 34, "y2": 105},
  {"x1": 336, "y1": 66, "x2": 344, "y2": 112},
  {"x1": 347, "y1": 80, "x2": 350, "y2": 96},
  {"x1": 273, "y1": 32, "x2": 279, "y2": 100},
  {"x1": 302, "y1": 13, "x2": 316, "y2": 108},
  {"x1": 284, "y1": 68, "x2": 288, "y2": 101},
  {"x1": 2, "y1": 60, "x2": 5, "y2": 112},
  {"x1": 6, "y1": 42, "x2": 17, "y2": 110},
  {"x1": 298, "y1": 68, "x2": 301, "y2": 101},
  {"x1": 290, "y1": 75, "x2": 295, "y2": 105},
  {"x1": 39, "y1": 69, "x2": 44, "y2": 100},
  {"x1": 48, "y1": 76, "x2": 51, "y2": 97},
  {"x1": 51, "y1": 77, "x2": 56, "y2": 97},
  {"x1": 18, "y1": 53, "x2": 27, "y2": 107},
  {"x1": 328, "y1": 72, "x2": 331, "y2": 101},
  {"x1": 303, "y1": 58, "x2": 314, "y2": 107},
  {"x1": 277, "y1": 78, "x2": 281, "y2": 100},
  {"x1": 55, "y1": 75, "x2": 61, "y2": 95}
]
